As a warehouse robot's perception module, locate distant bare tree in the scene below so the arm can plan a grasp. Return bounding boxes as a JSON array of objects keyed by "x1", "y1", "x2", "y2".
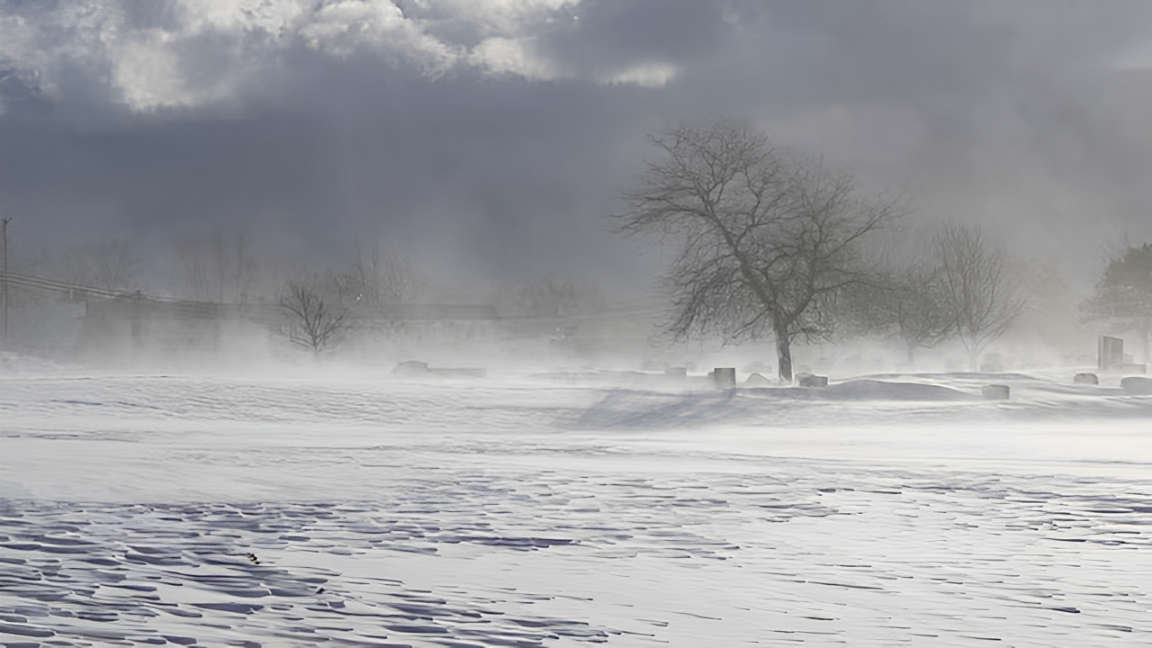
[
  {"x1": 840, "y1": 260, "x2": 953, "y2": 363},
  {"x1": 616, "y1": 119, "x2": 898, "y2": 381},
  {"x1": 48, "y1": 241, "x2": 139, "y2": 291},
  {"x1": 332, "y1": 250, "x2": 421, "y2": 308},
  {"x1": 890, "y1": 263, "x2": 955, "y2": 362},
  {"x1": 512, "y1": 277, "x2": 607, "y2": 317},
  {"x1": 934, "y1": 224, "x2": 1024, "y2": 369},
  {"x1": 279, "y1": 280, "x2": 349, "y2": 353},
  {"x1": 173, "y1": 229, "x2": 258, "y2": 303}
]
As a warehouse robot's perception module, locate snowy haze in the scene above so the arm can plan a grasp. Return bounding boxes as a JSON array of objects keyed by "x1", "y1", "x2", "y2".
[
  {"x1": 3, "y1": 3, "x2": 1152, "y2": 646},
  {"x1": 3, "y1": 1, "x2": 1152, "y2": 292}
]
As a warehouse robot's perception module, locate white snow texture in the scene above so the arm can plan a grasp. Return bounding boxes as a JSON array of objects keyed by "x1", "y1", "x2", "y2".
[{"x1": 2, "y1": 361, "x2": 1151, "y2": 646}]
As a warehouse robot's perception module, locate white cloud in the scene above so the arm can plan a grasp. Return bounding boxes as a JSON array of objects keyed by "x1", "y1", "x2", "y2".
[
  {"x1": 175, "y1": 0, "x2": 304, "y2": 35},
  {"x1": 296, "y1": 1, "x2": 449, "y2": 65},
  {"x1": 400, "y1": 0, "x2": 579, "y2": 38},
  {"x1": 599, "y1": 62, "x2": 678, "y2": 88},
  {"x1": 468, "y1": 36, "x2": 559, "y2": 79},
  {"x1": 0, "y1": 0, "x2": 678, "y2": 112},
  {"x1": 0, "y1": 3, "x2": 122, "y2": 100}
]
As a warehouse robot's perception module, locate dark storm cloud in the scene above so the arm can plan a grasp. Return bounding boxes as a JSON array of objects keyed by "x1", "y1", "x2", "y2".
[
  {"x1": 766, "y1": 3, "x2": 1013, "y2": 100},
  {"x1": 1, "y1": 39, "x2": 658, "y2": 290},
  {"x1": 2, "y1": 0, "x2": 1152, "y2": 295},
  {"x1": 261, "y1": 55, "x2": 653, "y2": 284},
  {"x1": 540, "y1": 0, "x2": 725, "y2": 74}
]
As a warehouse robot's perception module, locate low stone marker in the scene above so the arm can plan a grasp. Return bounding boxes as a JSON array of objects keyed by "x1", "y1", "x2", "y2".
[
  {"x1": 797, "y1": 374, "x2": 828, "y2": 388},
  {"x1": 713, "y1": 367, "x2": 736, "y2": 389},
  {"x1": 1073, "y1": 372, "x2": 1098, "y2": 385},
  {"x1": 393, "y1": 361, "x2": 485, "y2": 378},
  {"x1": 664, "y1": 367, "x2": 687, "y2": 379},
  {"x1": 1121, "y1": 376, "x2": 1152, "y2": 395},
  {"x1": 1099, "y1": 335, "x2": 1124, "y2": 370},
  {"x1": 393, "y1": 360, "x2": 429, "y2": 376},
  {"x1": 982, "y1": 384, "x2": 1010, "y2": 400}
]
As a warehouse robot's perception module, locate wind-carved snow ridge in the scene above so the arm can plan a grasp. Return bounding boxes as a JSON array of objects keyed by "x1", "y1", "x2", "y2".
[
  {"x1": 0, "y1": 500, "x2": 615, "y2": 646},
  {"x1": 2, "y1": 468, "x2": 1151, "y2": 645},
  {"x1": 3, "y1": 369, "x2": 1152, "y2": 644},
  {"x1": 575, "y1": 372, "x2": 1152, "y2": 430}
]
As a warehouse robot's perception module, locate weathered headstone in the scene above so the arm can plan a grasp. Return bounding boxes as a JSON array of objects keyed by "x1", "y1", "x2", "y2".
[
  {"x1": 1099, "y1": 335, "x2": 1124, "y2": 370},
  {"x1": 981, "y1": 384, "x2": 1010, "y2": 400},
  {"x1": 393, "y1": 360, "x2": 429, "y2": 377},
  {"x1": 713, "y1": 367, "x2": 736, "y2": 389},
  {"x1": 797, "y1": 374, "x2": 829, "y2": 388},
  {"x1": 1121, "y1": 376, "x2": 1152, "y2": 395},
  {"x1": 1073, "y1": 372, "x2": 1098, "y2": 385}
]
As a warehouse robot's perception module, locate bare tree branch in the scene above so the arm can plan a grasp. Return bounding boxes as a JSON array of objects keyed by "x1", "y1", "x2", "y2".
[
  {"x1": 934, "y1": 224, "x2": 1024, "y2": 368},
  {"x1": 279, "y1": 280, "x2": 349, "y2": 354}
]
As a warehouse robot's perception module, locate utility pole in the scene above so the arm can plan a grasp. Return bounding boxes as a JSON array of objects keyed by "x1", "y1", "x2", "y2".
[{"x1": 2, "y1": 217, "x2": 9, "y2": 344}]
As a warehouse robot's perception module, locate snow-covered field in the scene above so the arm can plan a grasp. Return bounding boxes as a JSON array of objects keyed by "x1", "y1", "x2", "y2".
[{"x1": 2, "y1": 361, "x2": 1152, "y2": 647}]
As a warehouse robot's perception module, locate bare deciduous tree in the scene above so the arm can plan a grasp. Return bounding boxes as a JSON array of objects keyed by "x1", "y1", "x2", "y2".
[
  {"x1": 512, "y1": 277, "x2": 607, "y2": 317},
  {"x1": 934, "y1": 224, "x2": 1024, "y2": 369},
  {"x1": 329, "y1": 250, "x2": 422, "y2": 309},
  {"x1": 279, "y1": 280, "x2": 349, "y2": 353},
  {"x1": 616, "y1": 120, "x2": 898, "y2": 381},
  {"x1": 40, "y1": 241, "x2": 140, "y2": 292},
  {"x1": 889, "y1": 264, "x2": 955, "y2": 362},
  {"x1": 173, "y1": 229, "x2": 258, "y2": 303},
  {"x1": 840, "y1": 261, "x2": 953, "y2": 363}
]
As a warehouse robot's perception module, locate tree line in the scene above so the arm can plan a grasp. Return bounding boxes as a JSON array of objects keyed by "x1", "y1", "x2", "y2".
[
  {"x1": 615, "y1": 119, "x2": 1150, "y2": 381},
  {"x1": 6, "y1": 118, "x2": 1150, "y2": 365},
  {"x1": 4, "y1": 232, "x2": 611, "y2": 355}
]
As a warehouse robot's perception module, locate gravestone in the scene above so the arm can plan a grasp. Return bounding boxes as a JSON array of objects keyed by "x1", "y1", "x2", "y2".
[
  {"x1": 1099, "y1": 335, "x2": 1124, "y2": 370},
  {"x1": 393, "y1": 360, "x2": 429, "y2": 376},
  {"x1": 713, "y1": 367, "x2": 736, "y2": 389},
  {"x1": 797, "y1": 374, "x2": 829, "y2": 388},
  {"x1": 1121, "y1": 376, "x2": 1152, "y2": 395},
  {"x1": 1073, "y1": 372, "x2": 1098, "y2": 385},
  {"x1": 982, "y1": 384, "x2": 1010, "y2": 400}
]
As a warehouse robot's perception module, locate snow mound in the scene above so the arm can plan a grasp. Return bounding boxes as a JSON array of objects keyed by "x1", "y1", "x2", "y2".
[
  {"x1": 575, "y1": 373, "x2": 1152, "y2": 430},
  {"x1": 754, "y1": 379, "x2": 977, "y2": 402},
  {"x1": 0, "y1": 351, "x2": 78, "y2": 375},
  {"x1": 573, "y1": 380, "x2": 976, "y2": 430}
]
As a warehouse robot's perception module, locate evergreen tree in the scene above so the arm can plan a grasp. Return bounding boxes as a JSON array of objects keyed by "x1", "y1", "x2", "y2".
[{"x1": 1083, "y1": 243, "x2": 1152, "y2": 362}]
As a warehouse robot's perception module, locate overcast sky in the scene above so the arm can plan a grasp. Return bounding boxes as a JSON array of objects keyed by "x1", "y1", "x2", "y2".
[{"x1": 3, "y1": 0, "x2": 1152, "y2": 296}]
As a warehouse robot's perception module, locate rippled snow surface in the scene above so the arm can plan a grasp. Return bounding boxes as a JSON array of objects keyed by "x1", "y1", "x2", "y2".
[{"x1": 2, "y1": 370, "x2": 1151, "y2": 646}]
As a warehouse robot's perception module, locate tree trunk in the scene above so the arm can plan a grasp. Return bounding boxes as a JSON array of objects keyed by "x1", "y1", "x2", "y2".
[
  {"x1": 775, "y1": 326, "x2": 793, "y2": 383},
  {"x1": 1141, "y1": 319, "x2": 1150, "y2": 365}
]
